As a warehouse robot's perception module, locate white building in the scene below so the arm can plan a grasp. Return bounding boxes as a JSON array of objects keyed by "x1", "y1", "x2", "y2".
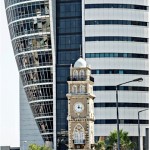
[{"x1": 83, "y1": 1, "x2": 149, "y2": 149}]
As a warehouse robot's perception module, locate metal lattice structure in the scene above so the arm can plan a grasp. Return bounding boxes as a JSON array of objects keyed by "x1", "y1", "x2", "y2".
[{"x1": 4, "y1": 0, "x2": 56, "y2": 148}]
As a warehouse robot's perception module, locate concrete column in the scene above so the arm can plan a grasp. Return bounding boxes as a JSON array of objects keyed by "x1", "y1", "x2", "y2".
[{"x1": 140, "y1": 136, "x2": 143, "y2": 150}]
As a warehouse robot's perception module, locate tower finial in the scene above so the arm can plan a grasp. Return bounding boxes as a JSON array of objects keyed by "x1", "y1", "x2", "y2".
[{"x1": 80, "y1": 44, "x2": 82, "y2": 58}]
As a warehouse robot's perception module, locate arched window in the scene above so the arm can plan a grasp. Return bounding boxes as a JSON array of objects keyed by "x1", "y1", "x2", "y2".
[
  {"x1": 72, "y1": 85, "x2": 77, "y2": 94},
  {"x1": 79, "y1": 70, "x2": 85, "y2": 77},
  {"x1": 80, "y1": 85, "x2": 86, "y2": 93},
  {"x1": 73, "y1": 124, "x2": 85, "y2": 144},
  {"x1": 73, "y1": 70, "x2": 78, "y2": 80}
]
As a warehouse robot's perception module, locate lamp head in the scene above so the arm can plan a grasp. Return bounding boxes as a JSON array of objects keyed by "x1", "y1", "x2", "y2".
[{"x1": 132, "y1": 78, "x2": 143, "y2": 82}]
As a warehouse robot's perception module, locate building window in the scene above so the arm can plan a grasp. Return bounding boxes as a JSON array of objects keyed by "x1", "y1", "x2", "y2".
[
  {"x1": 94, "y1": 119, "x2": 149, "y2": 124},
  {"x1": 73, "y1": 124, "x2": 85, "y2": 144},
  {"x1": 85, "y1": 36, "x2": 148, "y2": 43},
  {"x1": 73, "y1": 70, "x2": 78, "y2": 79},
  {"x1": 85, "y1": 53, "x2": 148, "y2": 59},
  {"x1": 85, "y1": 20, "x2": 148, "y2": 26},
  {"x1": 79, "y1": 70, "x2": 85, "y2": 76},
  {"x1": 72, "y1": 85, "x2": 78, "y2": 94},
  {"x1": 93, "y1": 86, "x2": 148, "y2": 91},
  {"x1": 6, "y1": 1, "x2": 49, "y2": 23},
  {"x1": 85, "y1": 4, "x2": 148, "y2": 10},
  {"x1": 80, "y1": 85, "x2": 86, "y2": 93},
  {"x1": 94, "y1": 103, "x2": 149, "y2": 108},
  {"x1": 91, "y1": 69, "x2": 148, "y2": 75}
]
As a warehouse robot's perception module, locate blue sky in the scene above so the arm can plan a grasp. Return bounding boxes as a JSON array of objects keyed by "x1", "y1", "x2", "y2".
[{"x1": 0, "y1": 1, "x2": 19, "y2": 147}]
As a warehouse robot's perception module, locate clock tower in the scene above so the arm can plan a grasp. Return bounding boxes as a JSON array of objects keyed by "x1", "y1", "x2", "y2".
[{"x1": 66, "y1": 58, "x2": 95, "y2": 150}]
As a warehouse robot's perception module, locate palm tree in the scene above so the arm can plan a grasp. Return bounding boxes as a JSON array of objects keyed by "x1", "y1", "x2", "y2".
[
  {"x1": 95, "y1": 140, "x2": 105, "y2": 150},
  {"x1": 105, "y1": 130, "x2": 136, "y2": 150}
]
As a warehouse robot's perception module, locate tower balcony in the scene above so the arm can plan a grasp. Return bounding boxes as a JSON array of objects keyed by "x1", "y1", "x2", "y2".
[
  {"x1": 67, "y1": 76, "x2": 94, "y2": 82},
  {"x1": 73, "y1": 140, "x2": 85, "y2": 145}
]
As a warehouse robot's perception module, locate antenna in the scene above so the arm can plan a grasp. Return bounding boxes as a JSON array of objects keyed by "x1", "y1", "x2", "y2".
[{"x1": 80, "y1": 44, "x2": 82, "y2": 58}]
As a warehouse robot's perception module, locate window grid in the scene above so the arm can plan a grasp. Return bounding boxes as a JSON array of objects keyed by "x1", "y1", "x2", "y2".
[
  {"x1": 92, "y1": 69, "x2": 148, "y2": 75},
  {"x1": 93, "y1": 86, "x2": 148, "y2": 91},
  {"x1": 13, "y1": 34, "x2": 51, "y2": 54},
  {"x1": 85, "y1": 20, "x2": 148, "y2": 26},
  {"x1": 94, "y1": 103, "x2": 149, "y2": 108},
  {"x1": 6, "y1": 1, "x2": 49, "y2": 23},
  {"x1": 36, "y1": 118, "x2": 53, "y2": 133},
  {"x1": 20, "y1": 67, "x2": 53, "y2": 86},
  {"x1": 85, "y1": 36, "x2": 148, "y2": 42},
  {"x1": 5, "y1": 0, "x2": 29, "y2": 8},
  {"x1": 25, "y1": 84, "x2": 53, "y2": 101},
  {"x1": 31, "y1": 101, "x2": 53, "y2": 117},
  {"x1": 9, "y1": 16, "x2": 50, "y2": 39},
  {"x1": 42, "y1": 134, "x2": 53, "y2": 142},
  {"x1": 85, "y1": 4, "x2": 148, "y2": 10},
  {"x1": 16, "y1": 51, "x2": 52, "y2": 70},
  {"x1": 95, "y1": 119, "x2": 149, "y2": 124},
  {"x1": 85, "y1": 53, "x2": 148, "y2": 59}
]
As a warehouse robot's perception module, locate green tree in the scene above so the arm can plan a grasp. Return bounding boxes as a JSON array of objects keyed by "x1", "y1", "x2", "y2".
[
  {"x1": 95, "y1": 140, "x2": 105, "y2": 150},
  {"x1": 28, "y1": 144, "x2": 52, "y2": 150},
  {"x1": 105, "y1": 130, "x2": 136, "y2": 150}
]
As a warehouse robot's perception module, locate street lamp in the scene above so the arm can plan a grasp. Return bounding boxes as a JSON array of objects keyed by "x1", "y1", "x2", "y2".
[
  {"x1": 138, "y1": 108, "x2": 148, "y2": 150},
  {"x1": 116, "y1": 78, "x2": 143, "y2": 150}
]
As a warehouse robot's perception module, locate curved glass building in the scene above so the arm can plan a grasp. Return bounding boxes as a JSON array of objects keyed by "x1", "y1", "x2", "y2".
[
  {"x1": 5, "y1": 0, "x2": 57, "y2": 148},
  {"x1": 5, "y1": 0, "x2": 149, "y2": 149}
]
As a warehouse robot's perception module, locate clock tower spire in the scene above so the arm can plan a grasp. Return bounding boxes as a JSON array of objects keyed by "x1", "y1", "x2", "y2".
[{"x1": 66, "y1": 58, "x2": 95, "y2": 150}]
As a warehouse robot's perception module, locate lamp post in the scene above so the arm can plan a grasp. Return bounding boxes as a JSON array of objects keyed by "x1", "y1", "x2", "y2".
[
  {"x1": 138, "y1": 108, "x2": 148, "y2": 150},
  {"x1": 116, "y1": 78, "x2": 143, "y2": 150}
]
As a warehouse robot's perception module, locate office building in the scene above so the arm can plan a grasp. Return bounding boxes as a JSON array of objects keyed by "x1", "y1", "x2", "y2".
[
  {"x1": 5, "y1": 0, "x2": 149, "y2": 149},
  {"x1": 84, "y1": 1, "x2": 149, "y2": 150}
]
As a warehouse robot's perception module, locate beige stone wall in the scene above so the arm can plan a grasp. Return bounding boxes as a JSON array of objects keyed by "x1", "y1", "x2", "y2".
[
  {"x1": 69, "y1": 97, "x2": 87, "y2": 118},
  {"x1": 67, "y1": 66, "x2": 95, "y2": 150}
]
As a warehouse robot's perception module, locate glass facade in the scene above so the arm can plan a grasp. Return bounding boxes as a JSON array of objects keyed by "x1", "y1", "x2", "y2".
[
  {"x1": 12, "y1": 34, "x2": 51, "y2": 54},
  {"x1": 93, "y1": 86, "x2": 149, "y2": 91},
  {"x1": 5, "y1": 0, "x2": 54, "y2": 146},
  {"x1": 6, "y1": 1, "x2": 49, "y2": 23},
  {"x1": 95, "y1": 119, "x2": 149, "y2": 124},
  {"x1": 94, "y1": 103, "x2": 149, "y2": 108},
  {"x1": 20, "y1": 67, "x2": 53, "y2": 86},
  {"x1": 9, "y1": 17, "x2": 50, "y2": 39},
  {"x1": 91, "y1": 69, "x2": 148, "y2": 75},
  {"x1": 85, "y1": 20, "x2": 148, "y2": 26},
  {"x1": 85, "y1": 36, "x2": 148, "y2": 42},
  {"x1": 85, "y1": 53, "x2": 148, "y2": 59},
  {"x1": 85, "y1": 4, "x2": 148, "y2": 10},
  {"x1": 56, "y1": 0, "x2": 82, "y2": 149}
]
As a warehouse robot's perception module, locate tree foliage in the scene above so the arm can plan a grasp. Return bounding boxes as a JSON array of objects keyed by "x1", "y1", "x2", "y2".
[
  {"x1": 95, "y1": 130, "x2": 136, "y2": 150},
  {"x1": 28, "y1": 144, "x2": 52, "y2": 150},
  {"x1": 95, "y1": 140, "x2": 105, "y2": 150},
  {"x1": 105, "y1": 130, "x2": 136, "y2": 150}
]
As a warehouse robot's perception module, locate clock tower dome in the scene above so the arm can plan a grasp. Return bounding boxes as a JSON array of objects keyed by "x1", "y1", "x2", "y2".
[{"x1": 66, "y1": 58, "x2": 95, "y2": 150}]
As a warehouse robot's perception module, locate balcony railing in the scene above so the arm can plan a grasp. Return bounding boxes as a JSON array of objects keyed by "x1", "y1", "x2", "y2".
[
  {"x1": 73, "y1": 140, "x2": 85, "y2": 145},
  {"x1": 67, "y1": 76, "x2": 94, "y2": 82}
]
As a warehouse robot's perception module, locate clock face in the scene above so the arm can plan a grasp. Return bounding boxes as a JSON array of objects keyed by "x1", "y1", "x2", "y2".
[{"x1": 74, "y1": 102, "x2": 84, "y2": 113}]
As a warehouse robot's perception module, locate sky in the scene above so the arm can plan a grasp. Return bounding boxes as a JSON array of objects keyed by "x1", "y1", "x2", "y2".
[{"x1": 0, "y1": 1, "x2": 19, "y2": 147}]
